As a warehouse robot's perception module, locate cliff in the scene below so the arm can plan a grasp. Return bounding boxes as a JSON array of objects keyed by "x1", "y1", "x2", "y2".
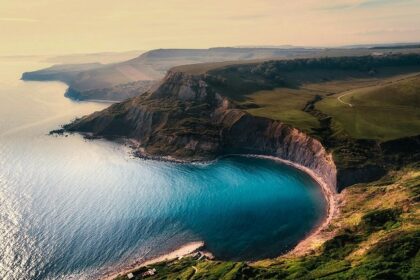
[
  {"x1": 64, "y1": 52, "x2": 420, "y2": 191},
  {"x1": 217, "y1": 110, "x2": 337, "y2": 189},
  {"x1": 65, "y1": 70, "x2": 337, "y2": 191},
  {"x1": 21, "y1": 47, "x2": 324, "y2": 102}
]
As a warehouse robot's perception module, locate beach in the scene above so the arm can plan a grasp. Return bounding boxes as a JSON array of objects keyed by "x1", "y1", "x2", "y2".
[
  {"x1": 239, "y1": 154, "x2": 338, "y2": 257},
  {"x1": 101, "y1": 241, "x2": 205, "y2": 280}
]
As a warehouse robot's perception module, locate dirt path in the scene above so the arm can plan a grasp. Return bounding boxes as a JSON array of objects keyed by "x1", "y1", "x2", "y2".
[
  {"x1": 335, "y1": 73, "x2": 420, "y2": 108},
  {"x1": 337, "y1": 91, "x2": 354, "y2": 107}
]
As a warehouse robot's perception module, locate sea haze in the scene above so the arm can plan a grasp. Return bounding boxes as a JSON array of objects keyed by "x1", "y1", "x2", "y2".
[{"x1": 0, "y1": 59, "x2": 326, "y2": 279}]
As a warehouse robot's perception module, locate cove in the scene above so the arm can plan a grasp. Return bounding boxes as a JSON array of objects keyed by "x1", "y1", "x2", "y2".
[{"x1": 0, "y1": 59, "x2": 326, "y2": 279}]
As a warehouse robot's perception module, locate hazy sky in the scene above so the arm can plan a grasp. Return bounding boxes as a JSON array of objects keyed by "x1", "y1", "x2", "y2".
[{"x1": 1, "y1": 0, "x2": 420, "y2": 55}]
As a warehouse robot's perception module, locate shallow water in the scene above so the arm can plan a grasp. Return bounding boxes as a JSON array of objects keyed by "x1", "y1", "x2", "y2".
[{"x1": 0, "y1": 58, "x2": 326, "y2": 279}]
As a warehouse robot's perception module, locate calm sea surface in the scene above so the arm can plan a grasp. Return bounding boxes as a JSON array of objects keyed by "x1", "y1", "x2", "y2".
[{"x1": 0, "y1": 58, "x2": 326, "y2": 279}]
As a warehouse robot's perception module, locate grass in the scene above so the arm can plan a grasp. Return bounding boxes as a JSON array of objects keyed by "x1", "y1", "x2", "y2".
[
  {"x1": 236, "y1": 72, "x2": 420, "y2": 142},
  {"x1": 241, "y1": 88, "x2": 321, "y2": 132},
  {"x1": 204, "y1": 62, "x2": 420, "y2": 179},
  {"x1": 316, "y1": 74, "x2": 420, "y2": 141},
  {"x1": 201, "y1": 56, "x2": 420, "y2": 143}
]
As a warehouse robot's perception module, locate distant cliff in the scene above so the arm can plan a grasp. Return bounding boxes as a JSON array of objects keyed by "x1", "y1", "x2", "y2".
[
  {"x1": 22, "y1": 47, "x2": 323, "y2": 102},
  {"x1": 24, "y1": 46, "x2": 397, "y2": 102}
]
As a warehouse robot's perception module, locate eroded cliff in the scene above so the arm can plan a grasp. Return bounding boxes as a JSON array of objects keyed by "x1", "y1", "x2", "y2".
[{"x1": 64, "y1": 70, "x2": 337, "y2": 191}]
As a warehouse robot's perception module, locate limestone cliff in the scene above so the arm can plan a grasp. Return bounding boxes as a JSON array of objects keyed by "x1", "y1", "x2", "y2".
[
  {"x1": 217, "y1": 109, "x2": 337, "y2": 190},
  {"x1": 65, "y1": 70, "x2": 337, "y2": 192}
]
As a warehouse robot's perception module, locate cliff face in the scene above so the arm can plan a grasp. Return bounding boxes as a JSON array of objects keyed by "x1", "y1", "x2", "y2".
[
  {"x1": 65, "y1": 70, "x2": 337, "y2": 191},
  {"x1": 217, "y1": 110, "x2": 337, "y2": 189}
]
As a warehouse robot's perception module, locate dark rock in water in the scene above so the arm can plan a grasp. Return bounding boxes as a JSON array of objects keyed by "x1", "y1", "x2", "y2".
[
  {"x1": 49, "y1": 129, "x2": 65, "y2": 135},
  {"x1": 64, "y1": 87, "x2": 83, "y2": 101}
]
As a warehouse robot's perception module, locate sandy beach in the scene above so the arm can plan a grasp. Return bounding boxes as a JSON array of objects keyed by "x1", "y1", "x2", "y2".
[
  {"x1": 100, "y1": 241, "x2": 205, "y2": 280},
  {"x1": 250, "y1": 155, "x2": 338, "y2": 257}
]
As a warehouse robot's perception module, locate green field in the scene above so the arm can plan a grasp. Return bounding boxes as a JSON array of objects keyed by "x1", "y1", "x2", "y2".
[
  {"x1": 199, "y1": 56, "x2": 420, "y2": 174},
  {"x1": 234, "y1": 72, "x2": 420, "y2": 141},
  {"x1": 242, "y1": 88, "x2": 321, "y2": 132},
  {"x1": 317, "y1": 74, "x2": 420, "y2": 141},
  {"x1": 201, "y1": 55, "x2": 420, "y2": 142}
]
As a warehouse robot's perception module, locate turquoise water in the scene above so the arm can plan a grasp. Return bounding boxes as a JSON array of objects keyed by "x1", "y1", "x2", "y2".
[{"x1": 0, "y1": 59, "x2": 326, "y2": 279}]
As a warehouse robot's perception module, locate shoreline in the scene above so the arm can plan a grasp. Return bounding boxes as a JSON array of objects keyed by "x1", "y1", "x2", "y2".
[
  {"x1": 247, "y1": 155, "x2": 337, "y2": 257},
  {"x1": 98, "y1": 149, "x2": 337, "y2": 280},
  {"x1": 100, "y1": 241, "x2": 206, "y2": 280}
]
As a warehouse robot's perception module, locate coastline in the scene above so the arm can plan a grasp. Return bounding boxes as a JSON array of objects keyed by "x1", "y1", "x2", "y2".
[
  {"x1": 100, "y1": 241, "x2": 206, "y2": 280},
  {"x1": 98, "y1": 149, "x2": 337, "y2": 280},
  {"x1": 248, "y1": 155, "x2": 337, "y2": 257}
]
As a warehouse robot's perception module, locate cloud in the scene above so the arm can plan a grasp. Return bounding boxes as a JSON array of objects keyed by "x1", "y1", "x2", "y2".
[
  {"x1": 353, "y1": 28, "x2": 420, "y2": 36},
  {"x1": 0, "y1": 17, "x2": 39, "y2": 22},
  {"x1": 318, "y1": 0, "x2": 416, "y2": 11},
  {"x1": 358, "y1": 0, "x2": 410, "y2": 7}
]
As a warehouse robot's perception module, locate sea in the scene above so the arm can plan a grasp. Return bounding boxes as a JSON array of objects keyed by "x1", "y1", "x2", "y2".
[{"x1": 0, "y1": 58, "x2": 326, "y2": 279}]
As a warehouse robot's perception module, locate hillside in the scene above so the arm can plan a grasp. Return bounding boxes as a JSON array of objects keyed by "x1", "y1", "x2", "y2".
[
  {"x1": 57, "y1": 54, "x2": 420, "y2": 279},
  {"x1": 22, "y1": 46, "x2": 420, "y2": 102},
  {"x1": 21, "y1": 63, "x2": 103, "y2": 84},
  {"x1": 22, "y1": 47, "x2": 323, "y2": 101},
  {"x1": 199, "y1": 54, "x2": 420, "y2": 188},
  {"x1": 316, "y1": 74, "x2": 420, "y2": 141}
]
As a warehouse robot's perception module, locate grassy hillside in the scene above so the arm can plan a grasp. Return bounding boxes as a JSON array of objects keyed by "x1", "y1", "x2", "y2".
[
  {"x1": 115, "y1": 168, "x2": 420, "y2": 280},
  {"x1": 242, "y1": 72, "x2": 420, "y2": 141},
  {"x1": 317, "y1": 74, "x2": 420, "y2": 141},
  {"x1": 197, "y1": 54, "x2": 420, "y2": 188},
  {"x1": 241, "y1": 88, "x2": 320, "y2": 132}
]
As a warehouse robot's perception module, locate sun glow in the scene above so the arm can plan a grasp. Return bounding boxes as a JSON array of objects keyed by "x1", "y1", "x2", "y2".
[{"x1": 1, "y1": 0, "x2": 419, "y2": 55}]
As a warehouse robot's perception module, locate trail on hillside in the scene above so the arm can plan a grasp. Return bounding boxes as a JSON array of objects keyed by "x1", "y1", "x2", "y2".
[{"x1": 335, "y1": 73, "x2": 420, "y2": 108}]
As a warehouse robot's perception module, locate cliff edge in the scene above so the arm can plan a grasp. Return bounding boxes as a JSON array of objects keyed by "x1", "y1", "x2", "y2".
[
  {"x1": 64, "y1": 70, "x2": 337, "y2": 191},
  {"x1": 64, "y1": 55, "x2": 420, "y2": 192}
]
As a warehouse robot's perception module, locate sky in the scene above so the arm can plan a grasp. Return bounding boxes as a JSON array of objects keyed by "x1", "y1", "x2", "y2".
[{"x1": 1, "y1": 0, "x2": 420, "y2": 55}]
